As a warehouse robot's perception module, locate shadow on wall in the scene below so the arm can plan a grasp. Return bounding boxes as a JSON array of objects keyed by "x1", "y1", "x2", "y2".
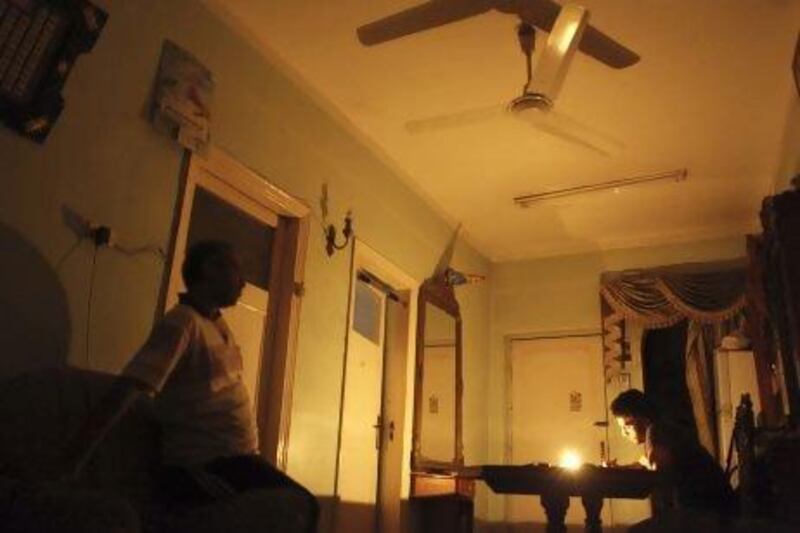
[{"x1": 0, "y1": 222, "x2": 70, "y2": 380}]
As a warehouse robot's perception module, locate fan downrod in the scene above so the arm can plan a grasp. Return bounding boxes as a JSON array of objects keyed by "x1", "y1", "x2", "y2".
[
  {"x1": 508, "y1": 21, "x2": 553, "y2": 113},
  {"x1": 516, "y1": 22, "x2": 535, "y2": 55},
  {"x1": 510, "y1": 23, "x2": 551, "y2": 113}
]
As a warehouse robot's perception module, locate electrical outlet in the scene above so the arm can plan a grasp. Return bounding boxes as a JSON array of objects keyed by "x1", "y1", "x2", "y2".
[{"x1": 90, "y1": 225, "x2": 113, "y2": 247}]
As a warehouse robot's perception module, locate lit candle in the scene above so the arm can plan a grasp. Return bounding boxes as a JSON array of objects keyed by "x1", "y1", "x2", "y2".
[{"x1": 559, "y1": 449, "x2": 583, "y2": 471}]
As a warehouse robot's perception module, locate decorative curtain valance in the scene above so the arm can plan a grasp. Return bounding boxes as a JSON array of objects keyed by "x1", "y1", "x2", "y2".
[
  {"x1": 601, "y1": 261, "x2": 747, "y2": 365},
  {"x1": 600, "y1": 259, "x2": 748, "y2": 455}
]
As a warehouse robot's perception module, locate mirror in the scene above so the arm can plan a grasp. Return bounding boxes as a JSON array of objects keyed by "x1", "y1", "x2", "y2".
[{"x1": 412, "y1": 273, "x2": 464, "y2": 471}]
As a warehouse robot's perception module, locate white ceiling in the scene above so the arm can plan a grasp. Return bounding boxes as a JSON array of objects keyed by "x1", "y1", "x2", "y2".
[{"x1": 205, "y1": 0, "x2": 800, "y2": 261}]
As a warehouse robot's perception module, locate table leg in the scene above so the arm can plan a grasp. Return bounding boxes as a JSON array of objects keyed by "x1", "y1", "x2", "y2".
[
  {"x1": 581, "y1": 494, "x2": 603, "y2": 533},
  {"x1": 540, "y1": 491, "x2": 569, "y2": 533}
]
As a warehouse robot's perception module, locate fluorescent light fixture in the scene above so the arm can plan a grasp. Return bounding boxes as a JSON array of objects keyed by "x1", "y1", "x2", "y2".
[{"x1": 514, "y1": 168, "x2": 688, "y2": 207}]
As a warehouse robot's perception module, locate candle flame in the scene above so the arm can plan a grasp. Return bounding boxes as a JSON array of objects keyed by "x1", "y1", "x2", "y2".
[{"x1": 559, "y1": 449, "x2": 582, "y2": 471}]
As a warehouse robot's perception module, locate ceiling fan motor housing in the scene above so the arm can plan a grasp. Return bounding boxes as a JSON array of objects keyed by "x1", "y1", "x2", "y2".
[{"x1": 509, "y1": 92, "x2": 553, "y2": 113}]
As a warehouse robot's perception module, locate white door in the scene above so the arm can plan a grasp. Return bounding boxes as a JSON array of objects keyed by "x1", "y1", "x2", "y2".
[
  {"x1": 378, "y1": 297, "x2": 409, "y2": 533},
  {"x1": 336, "y1": 278, "x2": 387, "y2": 531},
  {"x1": 508, "y1": 335, "x2": 610, "y2": 531},
  {"x1": 167, "y1": 176, "x2": 277, "y2": 412}
]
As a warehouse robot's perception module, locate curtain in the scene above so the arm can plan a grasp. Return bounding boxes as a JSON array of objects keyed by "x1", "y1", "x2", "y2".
[
  {"x1": 600, "y1": 261, "x2": 747, "y2": 455},
  {"x1": 642, "y1": 322, "x2": 697, "y2": 436}
]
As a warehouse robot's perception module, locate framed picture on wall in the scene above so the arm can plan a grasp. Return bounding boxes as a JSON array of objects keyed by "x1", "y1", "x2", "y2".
[{"x1": 151, "y1": 40, "x2": 213, "y2": 153}]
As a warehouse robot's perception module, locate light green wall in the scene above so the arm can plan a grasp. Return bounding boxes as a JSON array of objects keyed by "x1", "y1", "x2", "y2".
[
  {"x1": 0, "y1": 0, "x2": 491, "y2": 515},
  {"x1": 484, "y1": 236, "x2": 746, "y2": 520}
]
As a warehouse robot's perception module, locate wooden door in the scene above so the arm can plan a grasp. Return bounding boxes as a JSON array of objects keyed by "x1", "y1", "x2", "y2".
[
  {"x1": 166, "y1": 149, "x2": 310, "y2": 468},
  {"x1": 508, "y1": 335, "x2": 609, "y2": 530}
]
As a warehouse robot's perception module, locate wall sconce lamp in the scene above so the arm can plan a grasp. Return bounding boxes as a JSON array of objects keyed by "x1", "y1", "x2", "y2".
[{"x1": 325, "y1": 210, "x2": 354, "y2": 257}]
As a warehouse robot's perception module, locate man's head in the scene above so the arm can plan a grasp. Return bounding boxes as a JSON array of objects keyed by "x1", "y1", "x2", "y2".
[
  {"x1": 182, "y1": 240, "x2": 244, "y2": 308},
  {"x1": 611, "y1": 389, "x2": 657, "y2": 445}
]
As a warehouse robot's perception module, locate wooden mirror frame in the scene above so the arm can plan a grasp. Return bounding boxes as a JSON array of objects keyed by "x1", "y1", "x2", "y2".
[{"x1": 411, "y1": 272, "x2": 464, "y2": 472}]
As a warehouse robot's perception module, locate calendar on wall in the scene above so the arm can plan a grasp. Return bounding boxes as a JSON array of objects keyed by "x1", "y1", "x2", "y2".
[{"x1": 0, "y1": 0, "x2": 107, "y2": 143}]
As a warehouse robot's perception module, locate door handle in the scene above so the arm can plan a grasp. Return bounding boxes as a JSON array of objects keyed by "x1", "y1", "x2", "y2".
[{"x1": 374, "y1": 417, "x2": 397, "y2": 448}]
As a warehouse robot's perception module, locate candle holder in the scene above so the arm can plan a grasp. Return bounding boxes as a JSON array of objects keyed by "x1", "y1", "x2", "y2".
[{"x1": 325, "y1": 211, "x2": 353, "y2": 257}]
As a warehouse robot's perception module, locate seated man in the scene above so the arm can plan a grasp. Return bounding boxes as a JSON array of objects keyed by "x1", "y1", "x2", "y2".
[
  {"x1": 65, "y1": 240, "x2": 318, "y2": 531},
  {"x1": 611, "y1": 389, "x2": 737, "y2": 517}
]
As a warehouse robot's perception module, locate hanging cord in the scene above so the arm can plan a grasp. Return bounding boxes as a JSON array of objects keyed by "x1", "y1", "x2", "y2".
[
  {"x1": 55, "y1": 238, "x2": 85, "y2": 271},
  {"x1": 85, "y1": 245, "x2": 99, "y2": 366},
  {"x1": 82, "y1": 237, "x2": 165, "y2": 367},
  {"x1": 109, "y1": 242, "x2": 166, "y2": 259}
]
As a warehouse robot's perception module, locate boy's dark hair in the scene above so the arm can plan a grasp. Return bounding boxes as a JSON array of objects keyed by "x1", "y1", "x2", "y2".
[
  {"x1": 611, "y1": 389, "x2": 658, "y2": 421},
  {"x1": 182, "y1": 240, "x2": 233, "y2": 288}
]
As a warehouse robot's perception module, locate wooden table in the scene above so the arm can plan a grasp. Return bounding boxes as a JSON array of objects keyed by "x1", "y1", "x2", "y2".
[{"x1": 461, "y1": 464, "x2": 658, "y2": 533}]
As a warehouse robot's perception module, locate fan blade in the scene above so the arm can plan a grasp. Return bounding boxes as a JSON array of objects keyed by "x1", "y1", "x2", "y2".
[
  {"x1": 407, "y1": 103, "x2": 623, "y2": 156},
  {"x1": 357, "y1": 1, "x2": 493, "y2": 46},
  {"x1": 502, "y1": 0, "x2": 640, "y2": 69},
  {"x1": 528, "y1": 4, "x2": 588, "y2": 100},
  {"x1": 513, "y1": 107, "x2": 624, "y2": 156},
  {"x1": 500, "y1": 0, "x2": 560, "y2": 32},
  {"x1": 406, "y1": 103, "x2": 506, "y2": 133},
  {"x1": 578, "y1": 24, "x2": 640, "y2": 69}
]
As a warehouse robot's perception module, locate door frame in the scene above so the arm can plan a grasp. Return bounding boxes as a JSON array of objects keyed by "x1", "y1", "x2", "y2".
[
  {"x1": 162, "y1": 147, "x2": 310, "y2": 470},
  {"x1": 334, "y1": 239, "x2": 419, "y2": 526}
]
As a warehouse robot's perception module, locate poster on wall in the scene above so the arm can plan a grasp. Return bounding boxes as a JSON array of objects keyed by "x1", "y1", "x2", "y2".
[
  {"x1": 151, "y1": 40, "x2": 213, "y2": 153},
  {"x1": 0, "y1": 0, "x2": 107, "y2": 143}
]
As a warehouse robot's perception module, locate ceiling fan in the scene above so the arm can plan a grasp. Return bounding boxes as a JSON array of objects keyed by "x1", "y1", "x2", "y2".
[
  {"x1": 357, "y1": 0, "x2": 640, "y2": 70},
  {"x1": 403, "y1": 4, "x2": 626, "y2": 155}
]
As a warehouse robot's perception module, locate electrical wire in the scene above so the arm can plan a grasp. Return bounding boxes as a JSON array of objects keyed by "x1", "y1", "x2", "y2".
[
  {"x1": 55, "y1": 238, "x2": 85, "y2": 271},
  {"x1": 80, "y1": 236, "x2": 163, "y2": 367},
  {"x1": 85, "y1": 246, "x2": 98, "y2": 366},
  {"x1": 110, "y1": 242, "x2": 166, "y2": 259}
]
